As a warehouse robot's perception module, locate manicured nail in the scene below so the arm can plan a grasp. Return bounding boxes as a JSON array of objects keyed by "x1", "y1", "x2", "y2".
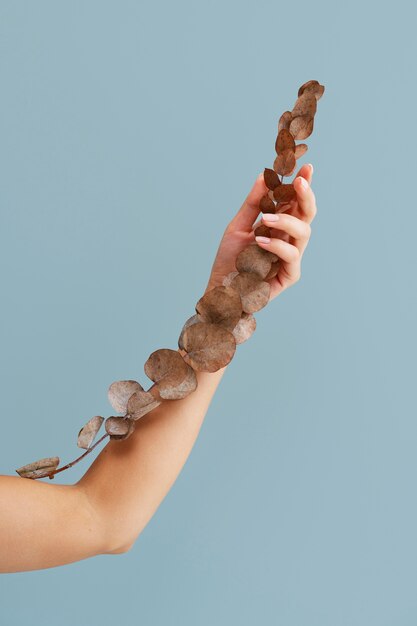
[
  {"x1": 307, "y1": 163, "x2": 314, "y2": 174},
  {"x1": 256, "y1": 236, "x2": 271, "y2": 244},
  {"x1": 262, "y1": 213, "x2": 280, "y2": 221},
  {"x1": 298, "y1": 177, "x2": 308, "y2": 189}
]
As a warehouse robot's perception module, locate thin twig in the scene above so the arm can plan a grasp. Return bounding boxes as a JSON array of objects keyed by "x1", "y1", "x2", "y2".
[{"x1": 47, "y1": 433, "x2": 110, "y2": 479}]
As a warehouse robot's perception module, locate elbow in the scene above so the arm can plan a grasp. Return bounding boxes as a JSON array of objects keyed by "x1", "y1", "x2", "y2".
[
  {"x1": 104, "y1": 538, "x2": 135, "y2": 555},
  {"x1": 75, "y1": 484, "x2": 136, "y2": 556}
]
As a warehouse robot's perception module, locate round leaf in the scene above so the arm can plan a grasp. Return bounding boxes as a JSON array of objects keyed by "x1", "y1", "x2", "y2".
[
  {"x1": 236, "y1": 243, "x2": 277, "y2": 279},
  {"x1": 275, "y1": 128, "x2": 296, "y2": 154},
  {"x1": 232, "y1": 312, "x2": 257, "y2": 344},
  {"x1": 78, "y1": 415, "x2": 105, "y2": 450},
  {"x1": 196, "y1": 285, "x2": 243, "y2": 331},
  {"x1": 144, "y1": 348, "x2": 198, "y2": 399},
  {"x1": 278, "y1": 111, "x2": 292, "y2": 132},
  {"x1": 289, "y1": 115, "x2": 314, "y2": 140},
  {"x1": 108, "y1": 380, "x2": 144, "y2": 414},
  {"x1": 16, "y1": 456, "x2": 60, "y2": 480},
  {"x1": 105, "y1": 416, "x2": 136, "y2": 441},
  {"x1": 127, "y1": 390, "x2": 162, "y2": 420},
  {"x1": 181, "y1": 321, "x2": 236, "y2": 372},
  {"x1": 230, "y1": 272, "x2": 270, "y2": 314}
]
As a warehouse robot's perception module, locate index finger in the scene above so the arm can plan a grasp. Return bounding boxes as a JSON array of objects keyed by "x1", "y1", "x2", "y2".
[{"x1": 292, "y1": 172, "x2": 317, "y2": 224}]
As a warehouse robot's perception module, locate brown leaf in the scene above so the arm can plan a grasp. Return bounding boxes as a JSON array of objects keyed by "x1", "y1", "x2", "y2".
[
  {"x1": 298, "y1": 80, "x2": 325, "y2": 101},
  {"x1": 278, "y1": 111, "x2": 292, "y2": 132},
  {"x1": 77, "y1": 415, "x2": 105, "y2": 450},
  {"x1": 16, "y1": 456, "x2": 60, "y2": 480},
  {"x1": 275, "y1": 129, "x2": 296, "y2": 154},
  {"x1": 273, "y1": 184, "x2": 297, "y2": 203},
  {"x1": 108, "y1": 380, "x2": 144, "y2": 414},
  {"x1": 178, "y1": 313, "x2": 202, "y2": 350},
  {"x1": 144, "y1": 348, "x2": 198, "y2": 400},
  {"x1": 222, "y1": 271, "x2": 240, "y2": 287},
  {"x1": 265, "y1": 260, "x2": 280, "y2": 280},
  {"x1": 274, "y1": 149, "x2": 296, "y2": 177},
  {"x1": 289, "y1": 115, "x2": 314, "y2": 140},
  {"x1": 236, "y1": 242, "x2": 278, "y2": 279},
  {"x1": 263, "y1": 168, "x2": 281, "y2": 191},
  {"x1": 232, "y1": 312, "x2": 257, "y2": 344},
  {"x1": 259, "y1": 193, "x2": 276, "y2": 213},
  {"x1": 254, "y1": 224, "x2": 271, "y2": 238},
  {"x1": 196, "y1": 285, "x2": 243, "y2": 331},
  {"x1": 180, "y1": 321, "x2": 236, "y2": 372},
  {"x1": 294, "y1": 143, "x2": 308, "y2": 159},
  {"x1": 230, "y1": 271, "x2": 271, "y2": 314},
  {"x1": 127, "y1": 389, "x2": 162, "y2": 420},
  {"x1": 292, "y1": 92, "x2": 317, "y2": 118},
  {"x1": 105, "y1": 416, "x2": 136, "y2": 441}
]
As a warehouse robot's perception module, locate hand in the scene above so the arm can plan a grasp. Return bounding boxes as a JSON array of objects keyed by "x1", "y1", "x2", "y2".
[{"x1": 204, "y1": 162, "x2": 317, "y2": 301}]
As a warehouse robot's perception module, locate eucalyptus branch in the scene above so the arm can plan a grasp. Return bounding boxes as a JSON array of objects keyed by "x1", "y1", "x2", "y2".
[{"x1": 15, "y1": 80, "x2": 325, "y2": 481}]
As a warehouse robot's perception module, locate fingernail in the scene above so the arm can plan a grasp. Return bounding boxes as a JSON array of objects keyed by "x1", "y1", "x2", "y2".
[
  {"x1": 255, "y1": 236, "x2": 271, "y2": 244},
  {"x1": 262, "y1": 213, "x2": 280, "y2": 221},
  {"x1": 298, "y1": 177, "x2": 308, "y2": 189},
  {"x1": 307, "y1": 163, "x2": 314, "y2": 174}
]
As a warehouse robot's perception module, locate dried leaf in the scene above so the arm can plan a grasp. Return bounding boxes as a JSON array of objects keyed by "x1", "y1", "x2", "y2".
[
  {"x1": 105, "y1": 416, "x2": 136, "y2": 441},
  {"x1": 292, "y1": 92, "x2": 317, "y2": 118},
  {"x1": 196, "y1": 285, "x2": 243, "y2": 331},
  {"x1": 253, "y1": 223, "x2": 271, "y2": 238},
  {"x1": 230, "y1": 272, "x2": 271, "y2": 314},
  {"x1": 273, "y1": 183, "x2": 297, "y2": 203},
  {"x1": 275, "y1": 128, "x2": 296, "y2": 154},
  {"x1": 298, "y1": 80, "x2": 325, "y2": 100},
  {"x1": 294, "y1": 143, "x2": 308, "y2": 159},
  {"x1": 180, "y1": 321, "x2": 236, "y2": 372},
  {"x1": 263, "y1": 168, "x2": 281, "y2": 191},
  {"x1": 289, "y1": 115, "x2": 314, "y2": 140},
  {"x1": 259, "y1": 193, "x2": 276, "y2": 213},
  {"x1": 127, "y1": 389, "x2": 162, "y2": 420},
  {"x1": 222, "y1": 271, "x2": 239, "y2": 287},
  {"x1": 265, "y1": 260, "x2": 280, "y2": 280},
  {"x1": 278, "y1": 111, "x2": 292, "y2": 132},
  {"x1": 178, "y1": 313, "x2": 202, "y2": 350},
  {"x1": 108, "y1": 380, "x2": 144, "y2": 414},
  {"x1": 16, "y1": 456, "x2": 60, "y2": 480},
  {"x1": 274, "y1": 149, "x2": 296, "y2": 177},
  {"x1": 232, "y1": 312, "x2": 257, "y2": 344},
  {"x1": 78, "y1": 415, "x2": 105, "y2": 449},
  {"x1": 144, "y1": 348, "x2": 198, "y2": 399},
  {"x1": 236, "y1": 242, "x2": 278, "y2": 279}
]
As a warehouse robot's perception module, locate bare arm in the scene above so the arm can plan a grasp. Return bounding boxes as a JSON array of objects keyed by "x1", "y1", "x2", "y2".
[
  {"x1": 0, "y1": 164, "x2": 316, "y2": 573},
  {"x1": 0, "y1": 357, "x2": 227, "y2": 573},
  {"x1": 76, "y1": 352, "x2": 228, "y2": 554}
]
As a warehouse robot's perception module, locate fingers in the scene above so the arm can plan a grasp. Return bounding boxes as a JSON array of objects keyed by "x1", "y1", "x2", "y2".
[
  {"x1": 295, "y1": 162, "x2": 313, "y2": 185},
  {"x1": 293, "y1": 170, "x2": 317, "y2": 224},
  {"x1": 261, "y1": 212, "x2": 311, "y2": 255},
  {"x1": 227, "y1": 172, "x2": 268, "y2": 232},
  {"x1": 256, "y1": 236, "x2": 301, "y2": 283}
]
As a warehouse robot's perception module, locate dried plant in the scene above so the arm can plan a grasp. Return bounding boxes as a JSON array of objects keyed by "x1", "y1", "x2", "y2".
[{"x1": 15, "y1": 80, "x2": 325, "y2": 480}]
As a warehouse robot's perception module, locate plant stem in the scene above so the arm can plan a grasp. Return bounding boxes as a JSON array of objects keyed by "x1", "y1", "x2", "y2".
[{"x1": 47, "y1": 433, "x2": 110, "y2": 479}]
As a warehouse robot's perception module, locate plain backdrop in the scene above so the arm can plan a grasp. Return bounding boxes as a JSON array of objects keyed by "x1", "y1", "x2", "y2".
[{"x1": 1, "y1": 1, "x2": 416, "y2": 625}]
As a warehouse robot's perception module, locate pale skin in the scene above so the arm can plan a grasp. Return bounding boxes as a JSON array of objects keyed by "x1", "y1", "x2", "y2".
[{"x1": 0, "y1": 164, "x2": 317, "y2": 573}]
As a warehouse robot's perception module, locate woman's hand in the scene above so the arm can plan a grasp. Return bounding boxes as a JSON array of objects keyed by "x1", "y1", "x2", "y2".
[{"x1": 204, "y1": 162, "x2": 317, "y2": 301}]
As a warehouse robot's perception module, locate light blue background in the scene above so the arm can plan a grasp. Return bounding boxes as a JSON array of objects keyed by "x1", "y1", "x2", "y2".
[{"x1": 1, "y1": 1, "x2": 416, "y2": 624}]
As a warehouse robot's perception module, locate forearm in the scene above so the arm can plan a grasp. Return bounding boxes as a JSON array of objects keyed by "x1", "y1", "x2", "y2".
[{"x1": 76, "y1": 349, "x2": 228, "y2": 553}]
